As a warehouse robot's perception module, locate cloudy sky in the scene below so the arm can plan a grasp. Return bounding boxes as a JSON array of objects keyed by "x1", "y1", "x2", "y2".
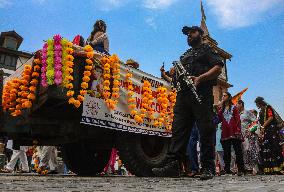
[{"x1": 1, "y1": 0, "x2": 284, "y2": 116}]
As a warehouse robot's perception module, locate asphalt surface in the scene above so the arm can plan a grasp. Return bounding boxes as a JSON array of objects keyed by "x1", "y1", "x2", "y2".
[{"x1": 0, "y1": 174, "x2": 283, "y2": 192}]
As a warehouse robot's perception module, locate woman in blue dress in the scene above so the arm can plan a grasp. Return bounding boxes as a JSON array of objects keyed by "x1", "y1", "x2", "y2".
[{"x1": 86, "y1": 20, "x2": 110, "y2": 55}]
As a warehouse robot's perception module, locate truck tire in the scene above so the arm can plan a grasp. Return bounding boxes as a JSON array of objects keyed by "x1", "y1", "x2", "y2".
[
  {"x1": 61, "y1": 142, "x2": 110, "y2": 176},
  {"x1": 117, "y1": 133, "x2": 170, "y2": 176}
]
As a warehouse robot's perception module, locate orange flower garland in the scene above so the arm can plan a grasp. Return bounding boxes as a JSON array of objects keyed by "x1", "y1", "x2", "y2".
[
  {"x1": 2, "y1": 79, "x2": 21, "y2": 115},
  {"x1": 156, "y1": 87, "x2": 168, "y2": 127},
  {"x1": 2, "y1": 58, "x2": 42, "y2": 116},
  {"x1": 65, "y1": 44, "x2": 93, "y2": 108},
  {"x1": 125, "y1": 71, "x2": 137, "y2": 115},
  {"x1": 125, "y1": 73, "x2": 153, "y2": 124},
  {"x1": 124, "y1": 72, "x2": 176, "y2": 129},
  {"x1": 101, "y1": 54, "x2": 120, "y2": 110},
  {"x1": 165, "y1": 90, "x2": 176, "y2": 130}
]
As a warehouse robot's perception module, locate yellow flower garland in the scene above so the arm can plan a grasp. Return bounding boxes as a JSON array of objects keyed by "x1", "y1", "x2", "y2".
[
  {"x1": 65, "y1": 44, "x2": 93, "y2": 108},
  {"x1": 101, "y1": 54, "x2": 121, "y2": 110},
  {"x1": 165, "y1": 90, "x2": 176, "y2": 130},
  {"x1": 124, "y1": 72, "x2": 176, "y2": 129}
]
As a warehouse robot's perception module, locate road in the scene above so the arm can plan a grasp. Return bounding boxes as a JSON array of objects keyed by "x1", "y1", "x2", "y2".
[{"x1": 0, "y1": 174, "x2": 283, "y2": 192}]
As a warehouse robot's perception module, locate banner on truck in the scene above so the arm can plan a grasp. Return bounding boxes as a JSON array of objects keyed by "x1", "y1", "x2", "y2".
[{"x1": 81, "y1": 64, "x2": 172, "y2": 137}]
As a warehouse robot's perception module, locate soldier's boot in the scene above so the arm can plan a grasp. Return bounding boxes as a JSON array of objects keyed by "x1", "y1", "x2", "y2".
[
  {"x1": 152, "y1": 160, "x2": 180, "y2": 177},
  {"x1": 200, "y1": 169, "x2": 214, "y2": 180}
]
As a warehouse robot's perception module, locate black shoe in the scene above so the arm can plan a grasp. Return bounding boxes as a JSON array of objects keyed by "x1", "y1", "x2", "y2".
[
  {"x1": 225, "y1": 170, "x2": 233, "y2": 175},
  {"x1": 200, "y1": 169, "x2": 214, "y2": 180},
  {"x1": 237, "y1": 171, "x2": 245, "y2": 176},
  {"x1": 220, "y1": 170, "x2": 226, "y2": 175},
  {"x1": 152, "y1": 160, "x2": 180, "y2": 177}
]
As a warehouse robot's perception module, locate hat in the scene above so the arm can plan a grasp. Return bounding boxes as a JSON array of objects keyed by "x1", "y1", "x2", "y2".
[{"x1": 182, "y1": 26, "x2": 204, "y2": 35}]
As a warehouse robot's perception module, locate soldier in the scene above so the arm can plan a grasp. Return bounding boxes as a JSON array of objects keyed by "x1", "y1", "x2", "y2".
[{"x1": 152, "y1": 26, "x2": 224, "y2": 180}]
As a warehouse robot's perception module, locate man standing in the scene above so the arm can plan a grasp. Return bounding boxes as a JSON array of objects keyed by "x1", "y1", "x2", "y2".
[{"x1": 152, "y1": 26, "x2": 223, "y2": 180}]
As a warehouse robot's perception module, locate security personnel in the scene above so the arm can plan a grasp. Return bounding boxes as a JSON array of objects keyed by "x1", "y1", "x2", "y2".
[{"x1": 152, "y1": 26, "x2": 224, "y2": 180}]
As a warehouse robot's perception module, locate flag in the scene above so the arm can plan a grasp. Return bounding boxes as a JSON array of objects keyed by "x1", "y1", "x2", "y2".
[{"x1": 232, "y1": 88, "x2": 248, "y2": 105}]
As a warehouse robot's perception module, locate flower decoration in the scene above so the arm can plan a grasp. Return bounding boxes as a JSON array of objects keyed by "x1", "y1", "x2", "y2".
[
  {"x1": 101, "y1": 54, "x2": 121, "y2": 110},
  {"x1": 2, "y1": 58, "x2": 42, "y2": 116},
  {"x1": 65, "y1": 44, "x2": 93, "y2": 108}
]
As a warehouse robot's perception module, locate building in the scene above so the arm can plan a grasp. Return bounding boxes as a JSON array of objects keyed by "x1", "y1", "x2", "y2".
[
  {"x1": 199, "y1": 1, "x2": 233, "y2": 104},
  {"x1": 0, "y1": 30, "x2": 33, "y2": 78}
]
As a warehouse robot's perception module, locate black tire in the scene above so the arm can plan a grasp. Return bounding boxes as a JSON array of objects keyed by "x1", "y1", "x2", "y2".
[
  {"x1": 117, "y1": 133, "x2": 170, "y2": 176},
  {"x1": 61, "y1": 141, "x2": 111, "y2": 176}
]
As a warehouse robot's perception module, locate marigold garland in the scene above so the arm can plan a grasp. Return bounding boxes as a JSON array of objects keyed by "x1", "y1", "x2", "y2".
[
  {"x1": 124, "y1": 73, "x2": 176, "y2": 129},
  {"x1": 2, "y1": 58, "x2": 42, "y2": 116},
  {"x1": 101, "y1": 54, "x2": 121, "y2": 110},
  {"x1": 65, "y1": 44, "x2": 93, "y2": 108}
]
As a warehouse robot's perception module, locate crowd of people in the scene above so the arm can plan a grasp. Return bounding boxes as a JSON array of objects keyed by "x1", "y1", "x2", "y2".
[
  {"x1": 166, "y1": 90, "x2": 284, "y2": 177},
  {"x1": 0, "y1": 143, "x2": 130, "y2": 175},
  {"x1": 161, "y1": 64, "x2": 284, "y2": 176},
  {"x1": 0, "y1": 143, "x2": 60, "y2": 174}
]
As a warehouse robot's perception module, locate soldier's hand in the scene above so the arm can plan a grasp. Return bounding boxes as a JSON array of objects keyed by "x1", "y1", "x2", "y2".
[{"x1": 191, "y1": 76, "x2": 201, "y2": 87}]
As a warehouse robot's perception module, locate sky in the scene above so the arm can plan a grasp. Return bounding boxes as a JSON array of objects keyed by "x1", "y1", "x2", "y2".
[{"x1": 1, "y1": 0, "x2": 284, "y2": 117}]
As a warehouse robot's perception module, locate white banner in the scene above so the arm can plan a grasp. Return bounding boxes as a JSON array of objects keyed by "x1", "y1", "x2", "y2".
[{"x1": 81, "y1": 64, "x2": 172, "y2": 137}]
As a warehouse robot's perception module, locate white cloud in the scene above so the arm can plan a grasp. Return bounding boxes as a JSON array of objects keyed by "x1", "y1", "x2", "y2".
[
  {"x1": 143, "y1": 0, "x2": 178, "y2": 10},
  {"x1": 145, "y1": 17, "x2": 157, "y2": 29},
  {"x1": 0, "y1": 0, "x2": 11, "y2": 8},
  {"x1": 92, "y1": 0, "x2": 179, "y2": 11},
  {"x1": 206, "y1": 0, "x2": 284, "y2": 28},
  {"x1": 94, "y1": 0, "x2": 130, "y2": 11}
]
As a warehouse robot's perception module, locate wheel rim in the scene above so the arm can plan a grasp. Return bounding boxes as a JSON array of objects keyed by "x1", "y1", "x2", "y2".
[{"x1": 140, "y1": 135, "x2": 169, "y2": 160}]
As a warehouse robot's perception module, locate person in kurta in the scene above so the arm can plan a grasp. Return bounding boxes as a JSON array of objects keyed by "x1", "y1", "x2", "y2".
[
  {"x1": 255, "y1": 97, "x2": 284, "y2": 174},
  {"x1": 236, "y1": 100, "x2": 261, "y2": 175},
  {"x1": 86, "y1": 20, "x2": 110, "y2": 55},
  {"x1": 218, "y1": 92, "x2": 245, "y2": 176}
]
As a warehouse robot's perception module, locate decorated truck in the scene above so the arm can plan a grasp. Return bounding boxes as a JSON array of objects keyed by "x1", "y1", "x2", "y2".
[{"x1": 0, "y1": 35, "x2": 177, "y2": 176}]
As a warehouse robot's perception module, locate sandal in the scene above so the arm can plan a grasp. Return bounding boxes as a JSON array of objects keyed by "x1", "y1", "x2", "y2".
[
  {"x1": 0, "y1": 168, "x2": 13, "y2": 173},
  {"x1": 187, "y1": 171, "x2": 199, "y2": 178}
]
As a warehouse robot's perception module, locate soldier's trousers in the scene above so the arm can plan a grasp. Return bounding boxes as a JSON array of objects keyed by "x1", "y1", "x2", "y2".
[{"x1": 167, "y1": 90, "x2": 215, "y2": 172}]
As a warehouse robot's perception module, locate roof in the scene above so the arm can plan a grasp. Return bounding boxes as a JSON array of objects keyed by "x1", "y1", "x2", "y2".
[
  {"x1": 0, "y1": 46, "x2": 33, "y2": 58},
  {"x1": 0, "y1": 30, "x2": 23, "y2": 49}
]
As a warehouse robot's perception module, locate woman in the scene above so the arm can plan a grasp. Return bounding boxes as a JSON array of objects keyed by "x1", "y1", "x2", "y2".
[
  {"x1": 218, "y1": 92, "x2": 245, "y2": 176},
  {"x1": 86, "y1": 20, "x2": 110, "y2": 55},
  {"x1": 255, "y1": 97, "x2": 284, "y2": 174},
  {"x1": 236, "y1": 100, "x2": 261, "y2": 175}
]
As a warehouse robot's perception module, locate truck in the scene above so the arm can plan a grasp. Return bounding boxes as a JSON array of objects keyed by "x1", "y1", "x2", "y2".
[{"x1": 0, "y1": 35, "x2": 174, "y2": 176}]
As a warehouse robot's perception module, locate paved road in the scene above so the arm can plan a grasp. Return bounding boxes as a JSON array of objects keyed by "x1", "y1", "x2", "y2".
[{"x1": 0, "y1": 174, "x2": 283, "y2": 192}]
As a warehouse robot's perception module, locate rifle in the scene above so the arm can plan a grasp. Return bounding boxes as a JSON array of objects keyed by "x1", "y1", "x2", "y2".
[{"x1": 173, "y1": 61, "x2": 202, "y2": 104}]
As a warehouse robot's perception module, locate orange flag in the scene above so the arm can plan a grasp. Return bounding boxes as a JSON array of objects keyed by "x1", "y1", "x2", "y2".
[{"x1": 232, "y1": 88, "x2": 248, "y2": 105}]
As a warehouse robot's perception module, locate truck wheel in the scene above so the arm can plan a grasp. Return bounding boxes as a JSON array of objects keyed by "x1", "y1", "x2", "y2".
[
  {"x1": 117, "y1": 133, "x2": 170, "y2": 176},
  {"x1": 61, "y1": 142, "x2": 110, "y2": 176}
]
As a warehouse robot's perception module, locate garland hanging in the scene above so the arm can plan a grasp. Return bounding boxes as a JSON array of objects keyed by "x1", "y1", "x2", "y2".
[
  {"x1": 101, "y1": 54, "x2": 121, "y2": 110},
  {"x1": 65, "y1": 44, "x2": 93, "y2": 108},
  {"x1": 124, "y1": 72, "x2": 176, "y2": 130},
  {"x1": 2, "y1": 58, "x2": 42, "y2": 116}
]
